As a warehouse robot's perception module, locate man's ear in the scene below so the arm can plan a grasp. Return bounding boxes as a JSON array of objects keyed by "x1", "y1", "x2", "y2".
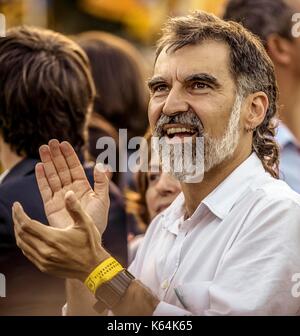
[
  {"x1": 243, "y1": 92, "x2": 269, "y2": 131},
  {"x1": 266, "y1": 33, "x2": 293, "y2": 66}
]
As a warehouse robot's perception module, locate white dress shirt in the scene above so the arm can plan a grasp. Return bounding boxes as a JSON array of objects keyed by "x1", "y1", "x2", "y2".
[
  {"x1": 128, "y1": 153, "x2": 300, "y2": 315},
  {"x1": 0, "y1": 168, "x2": 9, "y2": 185}
]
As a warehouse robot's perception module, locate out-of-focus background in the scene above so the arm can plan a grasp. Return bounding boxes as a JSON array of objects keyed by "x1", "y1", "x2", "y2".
[
  {"x1": 0, "y1": 0, "x2": 227, "y2": 174},
  {"x1": 0, "y1": 0, "x2": 226, "y2": 55},
  {"x1": 0, "y1": 0, "x2": 226, "y2": 39}
]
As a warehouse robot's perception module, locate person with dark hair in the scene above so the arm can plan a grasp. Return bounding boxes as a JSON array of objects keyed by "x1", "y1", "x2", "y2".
[
  {"x1": 12, "y1": 12, "x2": 300, "y2": 315},
  {"x1": 75, "y1": 31, "x2": 149, "y2": 140},
  {"x1": 0, "y1": 26, "x2": 127, "y2": 315},
  {"x1": 223, "y1": 0, "x2": 300, "y2": 192},
  {"x1": 74, "y1": 31, "x2": 149, "y2": 191}
]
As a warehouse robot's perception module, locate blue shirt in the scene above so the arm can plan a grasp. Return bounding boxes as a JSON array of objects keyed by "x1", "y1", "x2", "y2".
[{"x1": 276, "y1": 123, "x2": 300, "y2": 193}]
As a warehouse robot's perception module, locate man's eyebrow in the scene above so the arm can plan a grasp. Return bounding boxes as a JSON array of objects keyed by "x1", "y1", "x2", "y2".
[
  {"x1": 147, "y1": 73, "x2": 221, "y2": 89},
  {"x1": 147, "y1": 76, "x2": 167, "y2": 89},
  {"x1": 184, "y1": 73, "x2": 221, "y2": 88}
]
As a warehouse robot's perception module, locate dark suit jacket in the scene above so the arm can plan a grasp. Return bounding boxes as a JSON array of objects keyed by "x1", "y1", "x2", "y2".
[{"x1": 0, "y1": 158, "x2": 128, "y2": 315}]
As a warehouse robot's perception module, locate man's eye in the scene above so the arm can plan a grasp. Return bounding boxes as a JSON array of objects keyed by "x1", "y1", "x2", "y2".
[
  {"x1": 192, "y1": 82, "x2": 209, "y2": 90},
  {"x1": 153, "y1": 84, "x2": 168, "y2": 93}
]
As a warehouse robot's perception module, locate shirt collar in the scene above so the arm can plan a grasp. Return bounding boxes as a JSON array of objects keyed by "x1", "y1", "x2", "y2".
[
  {"x1": 276, "y1": 123, "x2": 300, "y2": 149},
  {"x1": 0, "y1": 168, "x2": 10, "y2": 185},
  {"x1": 160, "y1": 192, "x2": 185, "y2": 235},
  {"x1": 161, "y1": 153, "x2": 267, "y2": 234},
  {"x1": 201, "y1": 153, "x2": 266, "y2": 220}
]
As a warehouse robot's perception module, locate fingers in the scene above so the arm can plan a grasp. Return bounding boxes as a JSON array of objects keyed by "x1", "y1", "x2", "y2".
[
  {"x1": 60, "y1": 141, "x2": 87, "y2": 182},
  {"x1": 12, "y1": 202, "x2": 48, "y2": 270},
  {"x1": 38, "y1": 139, "x2": 89, "y2": 196},
  {"x1": 64, "y1": 191, "x2": 100, "y2": 254},
  {"x1": 13, "y1": 202, "x2": 34, "y2": 231},
  {"x1": 38, "y1": 139, "x2": 73, "y2": 191},
  {"x1": 35, "y1": 163, "x2": 53, "y2": 203},
  {"x1": 94, "y1": 163, "x2": 110, "y2": 197},
  {"x1": 13, "y1": 213, "x2": 61, "y2": 274},
  {"x1": 39, "y1": 144, "x2": 62, "y2": 193},
  {"x1": 13, "y1": 212, "x2": 47, "y2": 266},
  {"x1": 14, "y1": 236, "x2": 45, "y2": 271},
  {"x1": 48, "y1": 139, "x2": 72, "y2": 187},
  {"x1": 13, "y1": 202, "x2": 56, "y2": 244},
  {"x1": 64, "y1": 191, "x2": 91, "y2": 227},
  {"x1": 39, "y1": 139, "x2": 89, "y2": 184}
]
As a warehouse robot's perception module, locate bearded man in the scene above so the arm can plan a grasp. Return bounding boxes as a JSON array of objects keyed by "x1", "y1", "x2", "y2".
[{"x1": 13, "y1": 11, "x2": 300, "y2": 315}]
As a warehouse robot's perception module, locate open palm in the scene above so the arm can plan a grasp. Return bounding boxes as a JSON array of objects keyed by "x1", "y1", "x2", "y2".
[{"x1": 36, "y1": 140, "x2": 109, "y2": 235}]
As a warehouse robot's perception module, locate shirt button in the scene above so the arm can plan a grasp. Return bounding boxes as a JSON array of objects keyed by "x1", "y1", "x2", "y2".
[{"x1": 161, "y1": 279, "x2": 169, "y2": 289}]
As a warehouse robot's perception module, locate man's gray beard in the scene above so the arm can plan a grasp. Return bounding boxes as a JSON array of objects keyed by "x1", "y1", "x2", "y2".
[
  {"x1": 152, "y1": 136, "x2": 204, "y2": 182},
  {"x1": 152, "y1": 111, "x2": 204, "y2": 182},
  {"x1": 203, "y1": 93, "x2": 242, "y2": 172},
  {"x1": 152, "y1": 94, "x2": 242, "y2": 181}
]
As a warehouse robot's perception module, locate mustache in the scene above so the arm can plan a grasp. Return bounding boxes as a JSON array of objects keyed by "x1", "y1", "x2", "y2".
[{"x1": 153, "y1": 111, "x2": 204, "y2": 137}]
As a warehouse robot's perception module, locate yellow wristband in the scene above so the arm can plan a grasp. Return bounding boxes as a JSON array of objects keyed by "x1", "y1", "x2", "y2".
[{"x1": 84, "y1": 257, "x2": 124, "y2": 294}]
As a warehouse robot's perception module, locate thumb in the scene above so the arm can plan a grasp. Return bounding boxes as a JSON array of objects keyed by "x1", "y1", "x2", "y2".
[
  {"x1": 65, "y1": 191, "x2": 90, "y2": 228},
  {"x1": 13, "y1": 202, "x2": 32, "y2": 227},
  {"x1": 94, "y1": 163, "x2": 110, "y2": 197}
]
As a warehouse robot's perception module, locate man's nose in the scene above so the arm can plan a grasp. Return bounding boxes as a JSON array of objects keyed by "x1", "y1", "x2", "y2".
[{"x1": 162, "y1": 87, "x2": 189, "y2": 116}]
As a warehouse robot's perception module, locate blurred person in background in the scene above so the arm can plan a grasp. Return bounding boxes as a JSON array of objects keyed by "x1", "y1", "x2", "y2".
[
  {"x1": 126, "y1": 130, "x2": 181, "y2": 263},
  {"x1": 85, "y1": 110, "x2": 120, "y2": 184},
  {"x1": 223, "y1": 0, "x2": 300, "y2": 192},
  {"x1": 0, "y1": 26, "x2": 127, "y2": 315},
  {"x1": 75, "y1": 31, "x2": 149, "y2": 191}
]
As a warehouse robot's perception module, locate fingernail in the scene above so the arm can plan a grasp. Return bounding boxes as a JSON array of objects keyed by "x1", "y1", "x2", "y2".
[
  {"x1": 35, "y1": 162, "x2": 43, "y2": 170},
  {"x1": 12, "y1": 202, "x2": 22, "y2": 216},
  {"x1": 65, "y1": 190, "x2": 76, "y2": 202},
  {"x1": 39, "y1": 145, "x2": 49, "y2": 153},
  {"x1": 60, "y1": 141, "x2": 69, "y2": 148},
  {"x1": 95, "y1": 162, "x2": 106, "y2": 173},
  {"x1": 13, "y1": 202, "x2": 20, "y2": 210},
  {"x1": 49, "y1": 139, "x2": 59, "y2": 147}
]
